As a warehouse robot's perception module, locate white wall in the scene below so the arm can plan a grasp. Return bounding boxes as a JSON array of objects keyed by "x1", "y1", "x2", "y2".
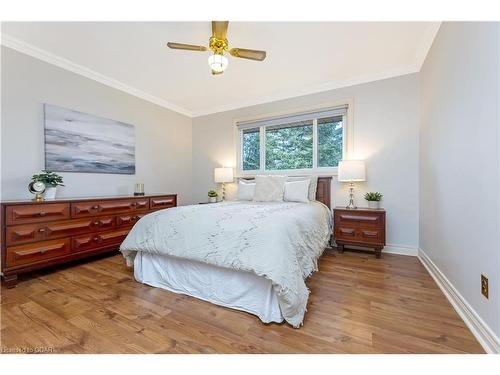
[
  {"x1": 192, "y1": 74, "x2": 420, "y2": 252},
  {"x1": 1, "y1": 47, "x2": 193, "y2": 205},
  {"x1": 420, "y1": 22, "x2": 500, "y2": 338}
]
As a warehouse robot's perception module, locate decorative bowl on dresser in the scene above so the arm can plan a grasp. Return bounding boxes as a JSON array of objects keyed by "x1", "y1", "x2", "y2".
[
  {"x1": 333, "y1": 207, "x2": 386, "y2": 258},
  {"x1": 0, "y1": 194, "x2": 177, "y2": 287}
]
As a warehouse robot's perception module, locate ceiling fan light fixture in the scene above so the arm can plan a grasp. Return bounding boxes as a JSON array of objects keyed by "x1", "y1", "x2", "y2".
[{"x1": 208, "y1": 53, "x2": 229, "y2": 73}]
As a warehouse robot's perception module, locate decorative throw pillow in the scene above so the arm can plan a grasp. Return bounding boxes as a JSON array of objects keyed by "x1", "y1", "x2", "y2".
[
  {"x1": 287, "y1": 175, "x2": 318, "y2": 201},
  {"x1": 237, "y1": 180, "x2": 255, "y2": 201},
  {"x1": 284, "y1": 179, "x2": 310, "y2": 203},
  {"x1": 253, "y1": 175, "x2": 287, "y2": 202}
]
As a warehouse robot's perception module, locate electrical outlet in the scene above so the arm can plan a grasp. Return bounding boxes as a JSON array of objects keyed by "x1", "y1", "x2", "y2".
[{"x1": 481, "y1": 274, "x2": 489, "y2": 299}]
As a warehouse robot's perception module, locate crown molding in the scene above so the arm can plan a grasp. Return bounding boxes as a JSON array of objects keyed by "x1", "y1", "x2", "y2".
[
  {"x1": 0, "y1": 33, "x2": 193, "y2": 117},
  {"x1": 191, "y1": 65, "x2": 419, "y2": 117}
]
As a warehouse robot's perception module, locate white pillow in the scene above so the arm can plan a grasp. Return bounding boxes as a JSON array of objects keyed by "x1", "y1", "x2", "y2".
[
  {"x1": 287, "y1": 175, "x2": 318, "y2": 201},
  {"x1": 253, "y1": 175, "x2": 286, "y2": 202},
  {"x1": 237, "y1": 180, "x2": 255, "y2": 201},
  {"x1": 284, "y1": 179, "x2": 310, "y2": 203}
]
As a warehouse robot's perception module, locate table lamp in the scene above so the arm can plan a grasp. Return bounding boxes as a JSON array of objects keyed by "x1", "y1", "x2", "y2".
[
  {"x1": 338, "y1": 160, "x2": 366, "y2": 209},
  {"x1": 214, "y1": 167, "x2": 233, "y2": 201}
]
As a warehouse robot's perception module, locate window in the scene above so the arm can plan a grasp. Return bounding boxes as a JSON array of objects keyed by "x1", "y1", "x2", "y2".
[
  {"x1": 242, "y1": 128, "x2": 260, "y2": 171},
  {"x1": 265, "y1": 121, "x2": 313, "y2": 170},
  {"x1": 317, "y1": 116, "x2": 343, "y2": 168},
  {"x1": 237, "y1": 106, "x2": 348, "y2": 173}
]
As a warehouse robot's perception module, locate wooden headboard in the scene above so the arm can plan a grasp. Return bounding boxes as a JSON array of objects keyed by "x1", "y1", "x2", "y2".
[
  {"x1": 315, "y1": 177, "x2": 332, "y2": 209},
  {"x1": 239, "y1": 176, "x2": 332, "y2": 209}
]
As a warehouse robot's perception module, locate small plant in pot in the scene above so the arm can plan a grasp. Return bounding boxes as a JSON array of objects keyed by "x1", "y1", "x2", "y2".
[
  {"x1": 364, "y1": 192, "x2": 383, "y2": 209},
  {"x1": 208, "y1": 190, "x2": 218, "y2": 203},
  {"x1": 32, "y1": 171, "x2": 64, "y2": 200}
]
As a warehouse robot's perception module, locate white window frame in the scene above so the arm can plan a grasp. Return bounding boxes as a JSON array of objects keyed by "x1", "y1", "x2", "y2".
[{"x1": 234, "y1": 100, "x2": 354, "y2": 177}]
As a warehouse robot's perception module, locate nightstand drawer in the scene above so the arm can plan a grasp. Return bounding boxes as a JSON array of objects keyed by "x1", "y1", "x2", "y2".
[
  {"x1": 336, "y1": 227, "x2": 357, "y2": 240},
  {"x1": 336, "y1": 212, "x2": 383, "y2": 227},
  {"x1": 335, "y1": 226, "x2": 383, "y2": 244},
  {"x1": 357, "y1": 228, "x2": 383, "y2": 244}
]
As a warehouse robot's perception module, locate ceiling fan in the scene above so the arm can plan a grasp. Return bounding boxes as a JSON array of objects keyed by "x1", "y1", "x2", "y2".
[{"x1": 167, "y1": 21, "x2": 267, "y2": 75}]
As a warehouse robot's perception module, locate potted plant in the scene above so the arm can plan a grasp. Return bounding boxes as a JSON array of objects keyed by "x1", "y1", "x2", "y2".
[
  {"x1": 364, "y1": 192, "x2": 383, "y2": 209},
  {"x1": 208, "y1": 190, "x2": 218, "y2": 203},
  {"x1": 32, "y1": 170, "x2": 64, "y2": 200}
]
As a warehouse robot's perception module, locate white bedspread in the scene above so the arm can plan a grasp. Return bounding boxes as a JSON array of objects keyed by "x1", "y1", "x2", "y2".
[{"x1": 120, "y1": 201, "x2": 332, "y2": 327}]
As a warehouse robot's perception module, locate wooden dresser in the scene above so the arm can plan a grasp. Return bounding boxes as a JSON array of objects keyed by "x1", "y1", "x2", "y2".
[
  {"x1": 333, "y1": 207, "x2": 386, "y2": 258},
  {"x1": 1, "y1": 194, "x2": 177, "y2": 287}
]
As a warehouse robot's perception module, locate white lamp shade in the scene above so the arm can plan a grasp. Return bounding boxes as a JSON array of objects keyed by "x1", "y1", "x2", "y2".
[
  {"x1": 338, "y1": 160, "x2": 366, "y2": 182},
  {"x1": 214, "y1": 167, "x2": 233, "y2": 183}
]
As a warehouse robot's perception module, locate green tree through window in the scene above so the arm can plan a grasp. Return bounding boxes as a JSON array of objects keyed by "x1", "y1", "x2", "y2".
[
  {"x1": 265, "y1": 122, "x2": 313, "y2": 170},
  {"x1": 242, "y1": 129, "x2": 260, "y2": 170},
  {"x1": 318, "y1": 116, "x2": 343, "y2": 167}
]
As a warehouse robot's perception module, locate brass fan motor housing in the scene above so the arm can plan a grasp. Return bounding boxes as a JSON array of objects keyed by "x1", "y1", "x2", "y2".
[{"x1": 209, "y1": 37, "x2": 228, "y2": 55}]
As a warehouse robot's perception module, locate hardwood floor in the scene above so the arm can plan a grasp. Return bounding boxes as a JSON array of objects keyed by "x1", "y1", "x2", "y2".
[{"x1": 0, "y1": 250, "x2": 484, "y2": 354}]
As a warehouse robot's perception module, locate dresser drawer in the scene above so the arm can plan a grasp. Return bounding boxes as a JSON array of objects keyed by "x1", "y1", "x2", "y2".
[
  {"x1": 72, "y1": 229, "x2": 130, "y2": 252},
  {"x1": 335, "y1": 211, "x2": 384, "y2": 228},
  {"x1": 6, "y1": 239, "x2": 71, "y2": 267},
  {"x1": 71, "y1": 198, "x2": 149, "y2": 218},
  {"x1": 5, "y1": 216, "x2": 116, "y2": 246},
  {"x1": 5, "y1": 203, "x2": 70, "y2": 225},
  {"x1": 116, "y1": 212, "x2": 147, "y2": 228},
  {"x1": 150, "y1": 196, "x2": 176, "y2": 210}
]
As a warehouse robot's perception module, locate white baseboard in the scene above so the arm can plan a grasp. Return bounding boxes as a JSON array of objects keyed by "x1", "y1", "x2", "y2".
[
  {"x1": 418, "y1": 248, "x2": 500, "y2": 354},
  {"x1": 384, "y1": 244, "x2": 418, "y2": 256},
  {"x1": 331, "y1": 242, "x2": 418, "y2": 256}
]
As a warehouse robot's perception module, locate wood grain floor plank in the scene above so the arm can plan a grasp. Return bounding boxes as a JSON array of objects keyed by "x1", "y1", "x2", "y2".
[{"x1": 0, "y1": 250, "x2": 485, "y2": 353}]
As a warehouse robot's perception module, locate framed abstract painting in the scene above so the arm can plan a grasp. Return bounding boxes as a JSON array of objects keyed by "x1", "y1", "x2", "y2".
[{"x1": 44, "y1": 104, "x2": 135, "y2": 174}]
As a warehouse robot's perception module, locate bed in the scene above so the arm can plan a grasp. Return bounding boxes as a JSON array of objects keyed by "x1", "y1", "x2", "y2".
[{"x1": 120, "y1": 177, "x2": 332, "y2": 327}]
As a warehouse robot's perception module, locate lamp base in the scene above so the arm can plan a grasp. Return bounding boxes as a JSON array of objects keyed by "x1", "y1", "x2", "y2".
[{"x1": 345, "y1": 182, "x2": 357, "y2": 209}]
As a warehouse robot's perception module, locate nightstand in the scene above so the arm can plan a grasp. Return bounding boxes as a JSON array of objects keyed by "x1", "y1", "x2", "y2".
[{"x1": 333, "y1": 207, "x2": 386, "y2": 258}]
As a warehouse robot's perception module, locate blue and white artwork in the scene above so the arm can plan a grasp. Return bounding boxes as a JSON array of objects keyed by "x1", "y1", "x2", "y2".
[{"x1": 44, "y1": 104, "x2": 135, "y2": 174}]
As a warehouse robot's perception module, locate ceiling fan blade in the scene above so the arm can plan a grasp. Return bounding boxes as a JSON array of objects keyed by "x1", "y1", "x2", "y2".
[
  {"x1": 167, "y1": 42, "x2": 207, "y2": 52},
  {"x1": 229, "y1": 48, "x2": 267, "y2": 61},
  {"x1": 212, "y1": 21, "x2": 229, "y2": 40}
]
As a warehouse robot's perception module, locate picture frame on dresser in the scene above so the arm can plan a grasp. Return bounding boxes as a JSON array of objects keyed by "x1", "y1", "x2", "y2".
[{"x1": 0, "y1": 194, "x2": 177, "y2": 287}]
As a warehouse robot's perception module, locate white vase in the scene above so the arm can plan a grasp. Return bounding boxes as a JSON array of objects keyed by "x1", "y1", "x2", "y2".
[
  {"x1": 368, "y1": 201, "x2": 379, "y2": 209},
  {"x1": 44, "y1": 186, "x2": 57, "y2": 200},
  {"x1": 209, "y1": 197, "x2": 217, "y2": 203}
]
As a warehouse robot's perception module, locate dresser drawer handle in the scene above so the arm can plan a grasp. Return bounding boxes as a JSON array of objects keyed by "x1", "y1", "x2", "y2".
[
  {"x1": 38, "y1": 211, "x2": 47, "y2": 217},
  {"x1": 94, "y1": 221, "x2": 100, "y2": 226},
  {"x1": 92, "y1": 205, "x2": 100, "y2": 210},
  {"x1": 38, "y1": 228, "x2": 46, "y2": 233},
  {"x1": 39, "y1": 249, "x2": 47, "y2": 255}
]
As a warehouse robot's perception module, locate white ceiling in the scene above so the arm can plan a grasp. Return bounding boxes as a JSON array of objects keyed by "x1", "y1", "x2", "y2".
[{"x1": 1, "y1": 22, "x2": 440, "y2": 117}]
